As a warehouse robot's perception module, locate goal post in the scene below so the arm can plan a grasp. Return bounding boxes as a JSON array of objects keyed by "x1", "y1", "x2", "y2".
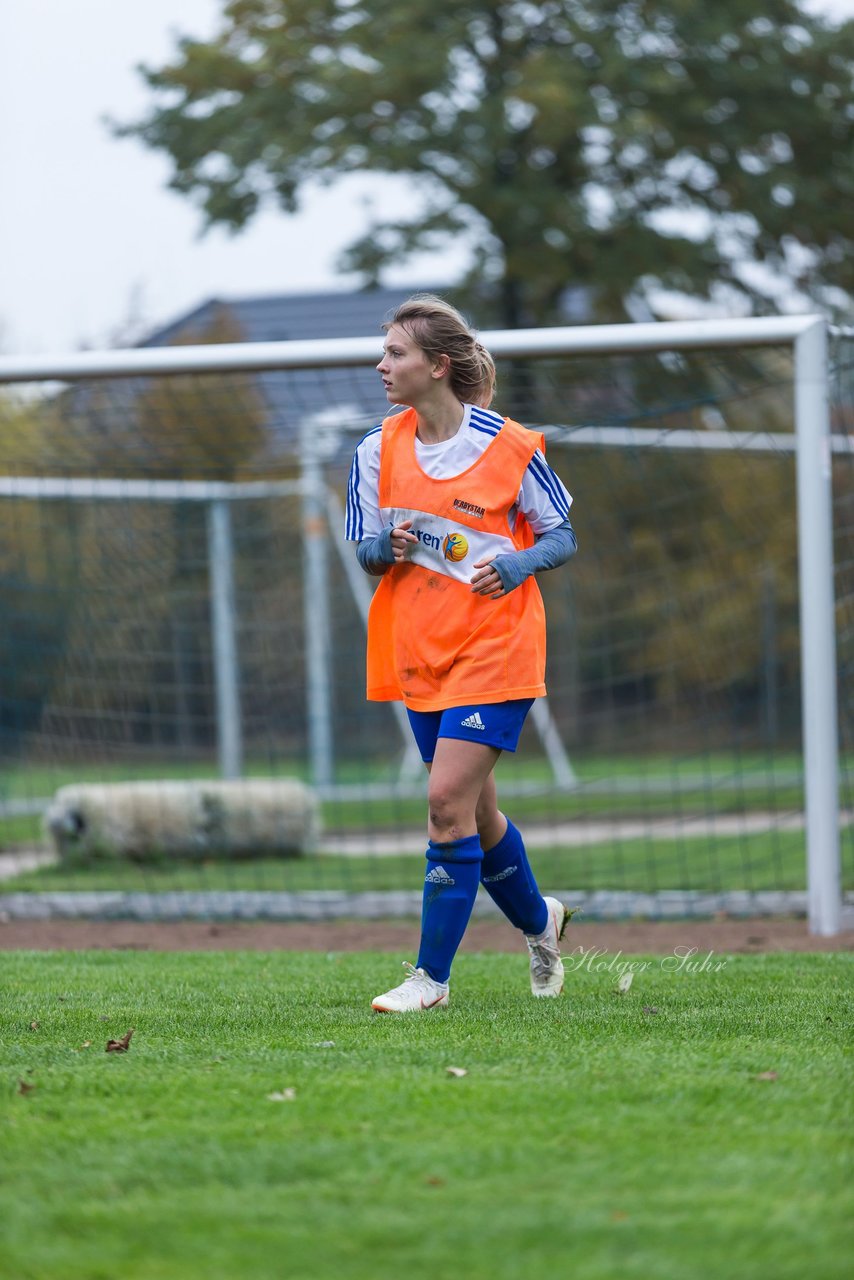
[
  {"x1": 793, "y1": 319, "x2": 840, "y2": 936},
  {"x1": 0, "y1": 315, "x2": 847, "y2": 935}
]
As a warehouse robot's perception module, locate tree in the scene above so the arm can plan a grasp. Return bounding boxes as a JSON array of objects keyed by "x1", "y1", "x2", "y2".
[{"x1": 118, "y1": 0, "x2": 854, "y2": 326}]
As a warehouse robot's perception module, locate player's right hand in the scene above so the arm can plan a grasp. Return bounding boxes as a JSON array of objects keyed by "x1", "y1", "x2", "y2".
[{"x1": 390, "y1": 519, "x2": 418, "y2": 562}]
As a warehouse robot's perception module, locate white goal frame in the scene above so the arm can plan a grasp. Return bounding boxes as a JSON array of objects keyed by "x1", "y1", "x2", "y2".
[{"x1": 0, "y1": 315, "x2": 846, "y2": 935}]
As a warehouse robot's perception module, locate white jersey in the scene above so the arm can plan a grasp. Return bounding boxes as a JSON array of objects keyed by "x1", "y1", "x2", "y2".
[{"x1": 346, "y1": 403, "x2": 572, "y2": 542}]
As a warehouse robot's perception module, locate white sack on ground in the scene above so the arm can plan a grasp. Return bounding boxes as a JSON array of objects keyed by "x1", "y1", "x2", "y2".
[{"x1": 44, "y1": 779, "x2": 320, "y2": 861}]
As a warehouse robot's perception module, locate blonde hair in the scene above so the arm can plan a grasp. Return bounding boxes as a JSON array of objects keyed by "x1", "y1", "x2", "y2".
[{"x1": 384, "y1": 293, "x2": 497, "y2": 408}]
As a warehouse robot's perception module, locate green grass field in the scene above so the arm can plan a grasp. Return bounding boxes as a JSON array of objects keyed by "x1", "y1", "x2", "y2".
[{"x1": 1, "y1": 948, "x2": 851, "y2": 1280}]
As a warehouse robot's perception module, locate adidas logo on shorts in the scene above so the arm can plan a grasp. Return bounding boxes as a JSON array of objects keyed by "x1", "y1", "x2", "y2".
[
  {"x1": 460, "y1": 711, "x2": 486, "y2": 731},
  {"x1": 425, "y1": 865, "x2": 455, "y2": 886}
]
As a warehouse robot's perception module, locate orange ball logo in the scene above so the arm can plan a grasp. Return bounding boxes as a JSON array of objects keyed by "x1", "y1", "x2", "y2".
[{"x1": 443, "y1": 532, "x2": 469, "y2": 562}]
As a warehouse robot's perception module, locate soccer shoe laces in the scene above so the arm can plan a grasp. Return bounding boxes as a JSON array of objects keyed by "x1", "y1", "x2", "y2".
[
  {"x1": 526, "y1": 935, "x2": 560, "y2": 983},
  {"x1": 378, "y1": 962, "x2": 438, "y2": 996},
  {"x1": 396, "y1": 961, "x2": 441, "y2": 990},
  {"x1": 526, "y1": 903, "x2": 573, "y2": 982},
  {"x1": 383, "y1": 962, "x2": 448, "y2": 1001}
]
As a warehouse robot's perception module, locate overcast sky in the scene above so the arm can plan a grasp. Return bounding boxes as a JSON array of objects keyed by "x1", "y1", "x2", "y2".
[{"x1": 2, "y1": 0, "x2": 851, "y2": 357}]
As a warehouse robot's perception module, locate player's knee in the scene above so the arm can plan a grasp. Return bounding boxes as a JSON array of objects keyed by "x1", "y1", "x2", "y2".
[{"x1": 427, "y1": 783, "x2": 468, "y2": 836}]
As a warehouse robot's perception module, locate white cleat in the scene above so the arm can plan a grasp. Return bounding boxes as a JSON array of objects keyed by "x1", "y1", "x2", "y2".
[
  {"x1": 371, "y1": 962, "x2": 450, "y2": 1013},
  {"x1": 526, "y1": 897, "x2": 571, "y2": 998}
]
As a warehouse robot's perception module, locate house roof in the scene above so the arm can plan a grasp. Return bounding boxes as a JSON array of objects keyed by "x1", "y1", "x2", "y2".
[
  {"x1": 139, "y1": 285, "x2": 446, "y2": 461},
  {"x1": 142, "y1": 285, "x2": 444, "y2": 348}
]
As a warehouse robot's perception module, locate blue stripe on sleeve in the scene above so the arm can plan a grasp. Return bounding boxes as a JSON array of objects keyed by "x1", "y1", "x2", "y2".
[
  {"x1": 346, "y1": 452, "x2": 362, "y2": 540},
  {"x1": 470, "y1": 407, "x2": 503, "y2": 436},
  {"x1": 356, "y1": 425, "x2": 383, "y2": 448},
  {"x1": 469, "y1": 420, "x2": 500, "y2": 438},
  {"x1": 472, "y1": 406, "x2": 504, "y2": 429},
  {"x1": 345, "y1": 425, "x2": 382, "y2": 541},
  {"x1": 528, "y1": 452, "x2": 570, "y2": 519}
]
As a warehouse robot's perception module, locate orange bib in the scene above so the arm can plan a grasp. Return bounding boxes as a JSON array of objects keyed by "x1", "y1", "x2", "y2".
[{"x1": 366, "y1": 408, "x2": 548, "y2": 711}]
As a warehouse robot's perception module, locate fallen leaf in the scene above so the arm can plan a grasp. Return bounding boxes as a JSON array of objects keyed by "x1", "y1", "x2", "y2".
[
  {"x1": 267, "y1": 1088, "x2": 297, "y2": 1102},
  {"x1": 611, "y1": 1210, "x2": 629, "y2": 1222},
  {"x1": 425, "y1": 1176, "x2": 445, "y2": 1187},
  {"x1": 29, "y1": 1021, "x2": 40, "y2": 1031},
  {"x1": 615, "y1": 972, "x2": 633, "y2": 995},
  {"x1": 17, "y1": 1079, "x2": 34, "y2": 1095},
  {"x1": 754, "y1": 1071, "x2": 778, "y2": 1082},
  {"x1": 105, "y1": 1029, "x2": 134, "y2": 1053},
  {"x1": 446, "y1": 1066, "x2": 468, "y2": 1078},
  {"x1": 642, "y1": 1006, "x2": 659, "y2": 1015}
]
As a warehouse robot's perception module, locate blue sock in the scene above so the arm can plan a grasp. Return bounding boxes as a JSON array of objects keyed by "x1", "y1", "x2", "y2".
[
  {"x1": 416, "y1": 834, "x2": 483, "y2": 984},
  {"x1": 481, "y1": 818, "x2": 548, "y2": 935}
]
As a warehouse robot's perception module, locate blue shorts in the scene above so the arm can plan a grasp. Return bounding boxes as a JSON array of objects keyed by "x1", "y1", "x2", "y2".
[{"x1": 406, "y1": 699, "x2": 535, "y2": 764}]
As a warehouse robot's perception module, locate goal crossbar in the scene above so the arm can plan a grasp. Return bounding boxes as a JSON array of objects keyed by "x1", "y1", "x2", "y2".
[{"x1": 0, "y1": 315, "x2": 824, "y2": 384}]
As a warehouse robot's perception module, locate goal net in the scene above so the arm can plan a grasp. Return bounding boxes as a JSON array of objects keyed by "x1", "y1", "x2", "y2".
[{"x1": 0, "y1": 319, "x2": 850, "y2": 929}]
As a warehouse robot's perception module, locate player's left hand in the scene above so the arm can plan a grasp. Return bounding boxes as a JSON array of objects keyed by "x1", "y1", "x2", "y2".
[{"x1": 470, "y1": 556, "x2": 506, "y2": 599}]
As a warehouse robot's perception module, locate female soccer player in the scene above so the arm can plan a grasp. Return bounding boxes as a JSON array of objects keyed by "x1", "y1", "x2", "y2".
[{"x1": 345, "y1": 294, "x2": 577, "y2": 1012}]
